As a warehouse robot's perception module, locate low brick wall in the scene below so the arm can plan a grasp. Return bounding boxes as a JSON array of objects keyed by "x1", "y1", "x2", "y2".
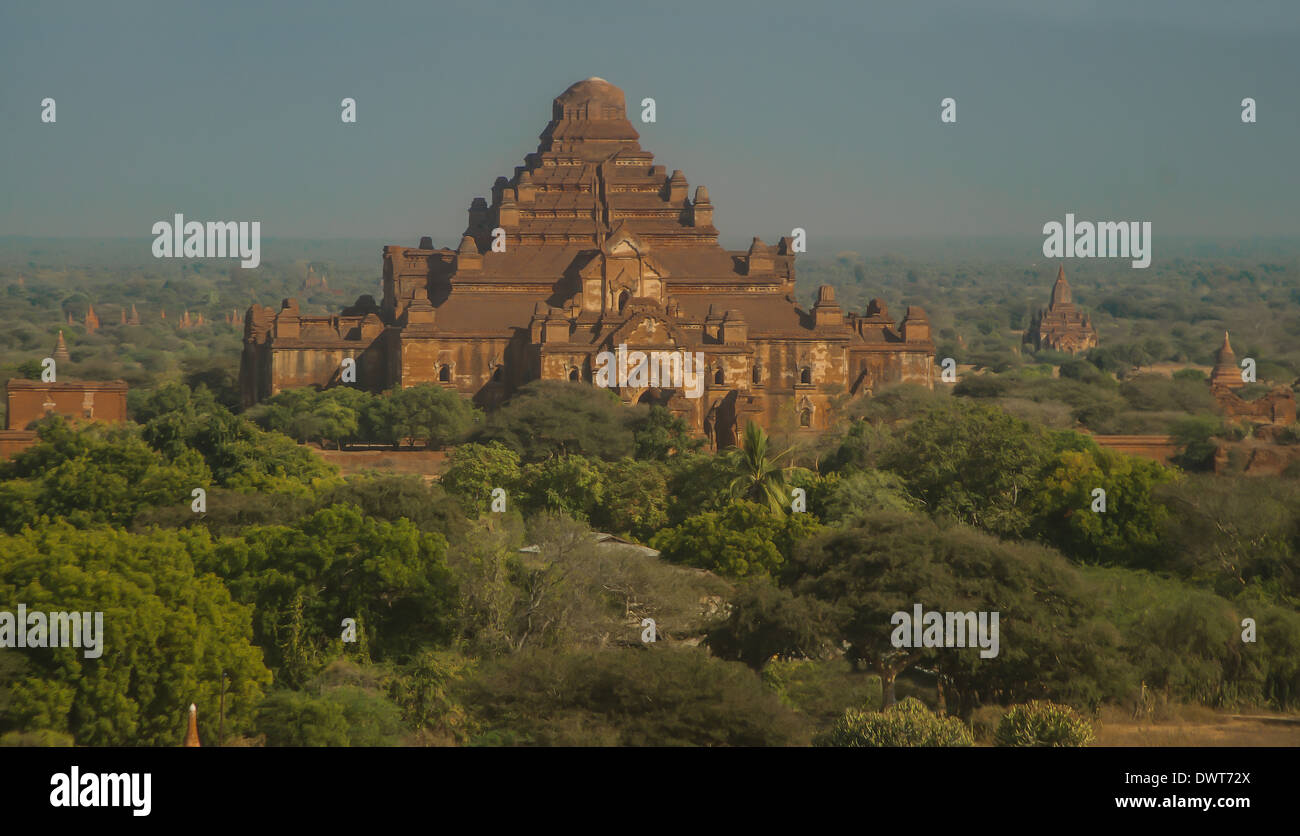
[{"x1": 0, "y1": 430, "x2": 38, "y2": 460}]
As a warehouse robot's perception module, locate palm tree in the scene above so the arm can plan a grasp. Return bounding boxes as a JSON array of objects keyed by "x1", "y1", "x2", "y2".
[{"x1": 729, "y1": 421, "x2": 795, "y2": 513}]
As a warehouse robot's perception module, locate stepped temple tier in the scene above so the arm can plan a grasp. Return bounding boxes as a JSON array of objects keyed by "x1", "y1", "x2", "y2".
[
  {"x1": 240, "y1": 78, "x2": 935, "y2": 445},
  {"x1": 1024, "y1": 265, "x2": 1098, "y2": 354}
]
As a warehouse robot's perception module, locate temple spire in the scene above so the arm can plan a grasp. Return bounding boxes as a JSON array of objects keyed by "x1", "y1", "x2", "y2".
[
  {"x1": 1050, "y1": 264, "x2": 1073, "y2": 307},
  {"x1": 1211, "y1": 331, "x2": 1243, "y2": 389},
  {"x1": 183, "y1": 703, "x2": 201, "y2": 747}
]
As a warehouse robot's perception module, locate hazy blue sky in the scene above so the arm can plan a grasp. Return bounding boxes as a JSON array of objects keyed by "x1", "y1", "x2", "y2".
[{"x1": 3, "y1": 0, "x2": 1298, "y2": 250}]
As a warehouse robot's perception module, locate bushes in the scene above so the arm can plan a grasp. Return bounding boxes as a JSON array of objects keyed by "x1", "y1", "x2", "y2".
[
  {"x1": 995, "y1": 701, "x2": 1094, "y2": 747},
  {"x1": 458, "y1": 647, "x2": 809, "y2": 746},
  {"x1": 815, "y1": 697, "x2": 972, "y2": 747}
]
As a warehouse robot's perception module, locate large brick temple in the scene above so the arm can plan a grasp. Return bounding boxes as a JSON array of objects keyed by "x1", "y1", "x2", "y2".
[
  {"x1": 240, "y1": 77, "x2": 935, "y2": 446},
  {"x1": 1024, "y1": 265, "x2": 1098, "y2": 354}
]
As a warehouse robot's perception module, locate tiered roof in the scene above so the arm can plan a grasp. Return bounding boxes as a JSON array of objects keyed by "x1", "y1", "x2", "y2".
[{"x1": 1027, "y1": 264, "x2": 1097, "y2": 354}]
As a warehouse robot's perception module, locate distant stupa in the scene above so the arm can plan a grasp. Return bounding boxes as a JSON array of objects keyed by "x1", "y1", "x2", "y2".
[
  {"x1": 84, "y1": 304, "x2": 100, "y2": 334},
  {"x1": 128, "y1": 304, "x2": 141, "y2": 326},
  {"x1": 1210, "y1": 331, "x2": 1243, "y2": 390},
  {"x1": 52, "y1": 330, "x2": 71, "y2": 363},
  {"x1": 183, "y1": 703, "x2": 201, "y2": 747}
]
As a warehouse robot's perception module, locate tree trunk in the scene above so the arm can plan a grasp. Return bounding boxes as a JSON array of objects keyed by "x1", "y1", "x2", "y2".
[{"x1": 880, "y1": 668, "x2": 897, "y2": 710}]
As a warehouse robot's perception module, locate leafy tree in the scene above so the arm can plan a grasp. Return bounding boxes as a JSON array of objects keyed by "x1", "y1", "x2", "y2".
[
  {"x1": 652, "y1": 500, "x2": 823, "y2": 581},
  {"x1": 321, "y1": 684, "x2": 406, "y2": 746},
  {"x1": 630, "y1": 405, "x2": 701, "y2": 460},
  {"x1": 1153, "y1": 476, "x2": 1300, "y2": 597},
  {"x1": 181, "y1": 355, "x2": 241, "y2": 412},
  {"x1": 131, "y1": 487, "x2": 316, "y2": 538},
  {"x1": 318, "y1": 475, "x2": 469, "y2": 541},
  {"x1": 816, "y1": 469, "x2": 918, "y2": 524},
  {"x1": 439, "y1": 441, "x2": 522, "y2": 516},
  {"x1": 706, "y1": 579, "x2": 836, "y2": 670},
  {"x1": 592, "y1": 458, "x2": 670, "y2": 542},
  {"x1": 387, "y1": 650, "x2": 476, "y2": 743},
  {"x1": 255, "y1": 690, "x2": 350, "y2": 747},
  {"x1": 1120, "y1": 374, "x2": 1217, "y2": 413},
  {"x1": 1030, "y1": 443, "x2": 1179, "y2": 567},
  {"x1": 879, "y1": 400, "x2": 1053, "y2": 537},
  {"x1": 0, "y1": 523, "x2": 271, "y2": 746},
  {"x1": 135, "y1": 383, "x2": 335, "y2": 491},
  {"x1": 790, "y1": 512, "x2": 1124, "y2": 714},
  {"x1": 206, "y1": 506, "x2": 457, "y2": 680},
  {"x1": 663, "y1": 451, "x2": 736, "y2": 525},
  {"x1": 16, "y1": 359, "x2": 44, "y2": 381},
  {"x1": 0, "y1": 729, "x2": 75, "y2": 747},
  {"x1": 758, "y1": 658, "x2": 882, "y2": 730},
  {"x1": 1168, "y1": 413, "x2": 1223, "y2": 472},
  {"x1": 820, "y1": 417, "x2": 892, "y2": 475},
  {"x1": 446, "y1": 514, "x2": 529, "y2": 656},
  {"x1": 247, "y1": 387, "x2": 373, "y2": 449},
  {"x1": 474, "y1": 380, "x2": 635, "y2": 461},
  {"x1": 952, "y1": 375, "x2": 1011, "y2": 398},
  {"x1": 518, "y1": 455, "x2": 605, "y2": 522},
  {"x1": 0, "y1": 417, "x2": 211, "y2": 532},
  {"x1": 1079, "y1": 566, "x2": 1289, "y2": 710},
  {"x1": 385, "y1": 384, "x2": 479, "y2": 449},
  {"x1": 1059, "y1": 359, "x2": 1112, "y2": 384}
]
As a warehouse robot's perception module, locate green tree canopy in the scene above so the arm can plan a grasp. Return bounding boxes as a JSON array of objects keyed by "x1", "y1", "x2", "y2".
[
  {"x1": 206, "y1": 505, "x2": 457, "y2": 682},
  {"x1": 473, "y1": 380, "x2": 635, "y2": 461},
  {"x1": 384, "y1": 384, "x2": 479, "y2": 449},
  {"x1": 788, "y1": 512, "x2": 1124, "y2": 714},
  {"x1": 0, "y1": 417, "x2": 210, "y2": 533},
  {"x1": 0, "y1": 523, "x2": 271, "y2": 746},
  {"x1": 439, "y1": 441, "x2": 522, "y2": 516},
  {"x1": 652, "y1": 500, "x2": 822, "y2": 581},
  {"x1": 878, "y1": 401, "x2": 1053, "y2": 538}
]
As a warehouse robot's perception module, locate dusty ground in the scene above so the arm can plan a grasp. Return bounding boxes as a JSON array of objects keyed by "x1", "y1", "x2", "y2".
[
  {"x1": 1133, "y1": 362, "x2": 1214, "y2": 378},
  {"x1": 1095, "y1": 712, "x2": 1300, "y2": 747},
  {"x1": 312, "y1": 447, "x2": 449, "y2": 481}
]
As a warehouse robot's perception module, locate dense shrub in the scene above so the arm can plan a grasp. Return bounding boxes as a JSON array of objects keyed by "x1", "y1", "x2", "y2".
[
  {"x1": 995, "y1": 700, "x2": 1094, "y2": 747},
  {"x1": 814, "y1": 697, "x2": 972, "y2": 747}
]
